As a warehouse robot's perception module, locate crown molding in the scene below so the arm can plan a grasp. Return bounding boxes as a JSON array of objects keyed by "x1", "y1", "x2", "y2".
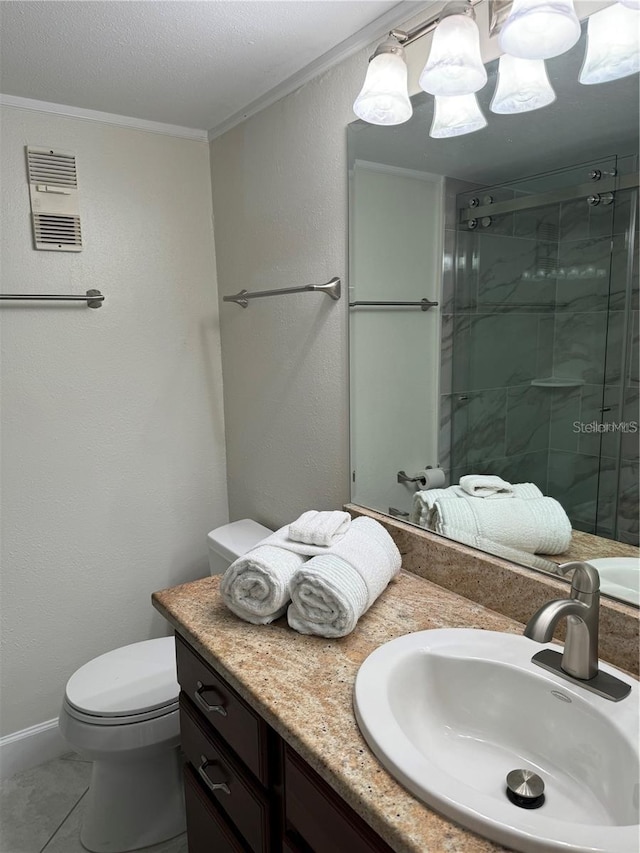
[
  {"x1": 0, "y1": 94, "x2": 208, "y2": 141},
  {"x1": 207, "y1": 1, "x2": 437, "y2": 142}
]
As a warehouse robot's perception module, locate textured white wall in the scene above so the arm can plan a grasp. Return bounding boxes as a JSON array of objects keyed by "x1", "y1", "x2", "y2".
[
  {"x1": 0, "y1": 107, "x2": 228, "y2": 736},
  {"x1": 209, "y1": 54, "x2": 370, "y2": 527},
  {"x1": 207, "y1": 7, "x2": 458, "y2": 529}
]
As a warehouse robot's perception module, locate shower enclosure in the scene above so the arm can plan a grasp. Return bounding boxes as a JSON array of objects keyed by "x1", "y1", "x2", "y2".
[{"x1": 442, "y1": 155, "x2": 639, "y2": 545}]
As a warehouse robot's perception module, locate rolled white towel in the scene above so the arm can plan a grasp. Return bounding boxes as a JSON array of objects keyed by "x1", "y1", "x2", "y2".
[
  {"x1": 287, "y1": 517, "x2": 401, "y2": 638},
  {"x1": 507, "y1": 482, "x2": 543, "y2": 500},
  {"x1": 411, "y1": 482, "x2": 544, "y2": 528},
  {"x1": 431, "y1": 496, "x2": 572, "y2": 555},
  {"x1": 288, "y1": 510, "x2": 351, "y2": 547},
  {"x1": 220, "y1": 545, "x2": 306, "y2": 625},
  {"x1": 444, "y1": 527, "x2": 561, "y2": 573},
  {"x1": 409, "y1": 487, "x2": 458, "y2": 526}
]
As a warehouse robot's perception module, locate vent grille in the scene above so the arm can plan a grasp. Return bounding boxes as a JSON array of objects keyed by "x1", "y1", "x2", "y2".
[
  {"x1": 26, "y1": 146, "x2": 83, "y2": 251},
  {"x1": 32, "y1": 214, "x2": 82, "y2": 251},
  {"x1": 27, "y1": 148, "x2": 78, "y2": 188}
]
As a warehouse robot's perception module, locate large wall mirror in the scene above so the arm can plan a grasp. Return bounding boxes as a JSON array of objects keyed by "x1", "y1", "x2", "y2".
[{"x1": 348, "y1": 21, "x2": 639, "y2": 606}]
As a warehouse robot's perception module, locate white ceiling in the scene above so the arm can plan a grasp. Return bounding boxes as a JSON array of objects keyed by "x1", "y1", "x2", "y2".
[{"x1": 0, "y1": 0, "x2": 422, "y2": 134}]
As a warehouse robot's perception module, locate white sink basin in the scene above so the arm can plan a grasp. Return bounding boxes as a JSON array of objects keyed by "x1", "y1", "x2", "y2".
[
  {"x1": 587, "y1": 558, "x2": 640, "y2": 606},
  {"x1": 354, "y1": 629, "x2": 639, "y2": 853}
]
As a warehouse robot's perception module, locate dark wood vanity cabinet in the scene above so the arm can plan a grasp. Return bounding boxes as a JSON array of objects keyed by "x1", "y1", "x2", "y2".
[{"x1": 175, "y1": 634, "x2": 395, "y2": 853}]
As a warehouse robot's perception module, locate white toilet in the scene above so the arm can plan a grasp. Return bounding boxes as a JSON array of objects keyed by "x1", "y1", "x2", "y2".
[{"x1": 58, "y1": 519, "x2": 272, "y2": 853}]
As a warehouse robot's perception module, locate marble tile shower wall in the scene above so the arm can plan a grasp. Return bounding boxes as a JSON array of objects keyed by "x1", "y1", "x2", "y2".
[{"x1": 439, "y1": 180, "x2": 639, "y2": 545}]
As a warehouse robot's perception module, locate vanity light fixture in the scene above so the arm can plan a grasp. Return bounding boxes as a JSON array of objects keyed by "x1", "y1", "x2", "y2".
[
  {"x1": 579, "y1": 3, "x2": 640, "y2": 85},
  {"x1": 490, "y1": 54, "x2": 556, "y2": 113},
  {"x1": 353, "y1": 0, "x2": 640, "y2": 129},
  {"x1": 352, "y1": 37, "x2": 412, "y2": 125},
  {"x1": 430, "y1": 93, "x2": 488, "y2": 137},
  {"x1": 418, "y1": 2, "x2": 487, "y2": 96},
  {"x1": 499, "y1": 0, "x2": 581, "y2": 60}
]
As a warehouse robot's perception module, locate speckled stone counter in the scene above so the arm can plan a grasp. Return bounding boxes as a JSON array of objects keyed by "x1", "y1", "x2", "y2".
[
  {"x1": 153, "y1": 571, "x2": 530, "y2": 853},
  {"x1": 546, "y1": 529, "x2": 639, "y2": 564}
]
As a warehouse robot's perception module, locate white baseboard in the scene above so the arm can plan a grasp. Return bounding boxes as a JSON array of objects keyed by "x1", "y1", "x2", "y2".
[{"x1": 0, "y1": 718, "x2": 67, "y2": 781}]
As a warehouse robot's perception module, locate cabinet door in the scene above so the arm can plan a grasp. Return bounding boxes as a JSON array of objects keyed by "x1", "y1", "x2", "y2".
[
  {"x1": 184, "y1": 765, "x2": 248, "y2": 853},
  {"x1": 284, "y1": 747, "x2": 394, "y2": 853}
]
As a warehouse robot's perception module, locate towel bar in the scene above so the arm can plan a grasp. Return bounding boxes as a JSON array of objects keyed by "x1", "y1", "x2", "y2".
[
  {"x1": 349, "y1": 298, "x2": 438, "y2": 311},
  {"x1": 0, "y1": 289, "x2": 104, "y2": 308},
  {"x1": 224, "y1": 277, "x2": 341, "y2": 308}
]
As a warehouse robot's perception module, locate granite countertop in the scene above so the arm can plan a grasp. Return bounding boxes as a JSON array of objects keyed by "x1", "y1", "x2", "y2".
[
  {"x1": 152, "y1": 571, "x2": 528, "y2": 853},
  {"x1": 546, "y1": 529, "x2": 639, "y2": 564}
]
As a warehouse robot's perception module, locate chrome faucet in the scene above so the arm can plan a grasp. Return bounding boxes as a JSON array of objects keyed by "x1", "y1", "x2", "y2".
[
  {"x1": 524, "y1": 561, "x2": 631, "y2": 701},
  {"x1": 525, "y1": 561, "x2": 599, "y2": 679}
]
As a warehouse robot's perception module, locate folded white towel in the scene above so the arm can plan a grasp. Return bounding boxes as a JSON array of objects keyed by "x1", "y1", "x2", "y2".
[
  {"x1": 458, "y1": 474, "x2": 514, "y2": 498},
  {"x1": 430, "y1": 496, "x2": 572, "y2": 555},
  {"x1": 287, "y1": 517, "x2": 401, "y2": 638},
  {"x1": 220, "y1": 545, "x2": 306, "y2": 625},
  {"x1": 458, "y1": 476, "x2": 543, "y2": 500},
  {"x1": 259, "y1": 526, "x2": 336, "y2": 557},
  {"x1": 453, "y1": 483, "x2": 543, "y2": 500},
  {"x1": 288, "y1": 510, "x2": 351, "y2": 547}
]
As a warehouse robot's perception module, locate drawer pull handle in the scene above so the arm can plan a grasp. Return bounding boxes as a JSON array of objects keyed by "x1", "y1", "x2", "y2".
[
  {"x1": 195, "y1": 681, "x2": 228, "y2": 717},
  {"x1": 198, "y1": 755, "x2": 231, "y2": 796}
]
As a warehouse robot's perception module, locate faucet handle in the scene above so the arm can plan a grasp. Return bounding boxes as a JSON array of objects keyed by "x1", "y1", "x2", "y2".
[{"x1": 558, "y1": 561, "x2": 600, "y2": 595}]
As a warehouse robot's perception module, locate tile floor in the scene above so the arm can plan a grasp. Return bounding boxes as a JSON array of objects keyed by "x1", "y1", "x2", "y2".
[{"x1": 0, "y1": 754, "x2": 187, "y2": 853}]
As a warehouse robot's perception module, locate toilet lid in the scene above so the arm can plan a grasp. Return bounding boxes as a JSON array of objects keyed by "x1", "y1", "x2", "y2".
[{"x1": 65, "y1": 636, "x2": 179, "y2": 718}]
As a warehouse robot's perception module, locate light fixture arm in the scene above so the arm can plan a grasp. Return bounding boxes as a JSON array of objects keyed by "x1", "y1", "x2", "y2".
[
  {"x1": 368, "y1": 37, "x2": 406, "y2": 62},
  {"x1": 389, "y1": 0, "x2": 483, "y2": 48}
]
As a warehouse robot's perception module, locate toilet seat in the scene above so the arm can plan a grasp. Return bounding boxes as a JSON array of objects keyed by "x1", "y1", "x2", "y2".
[
  {"x1": 65, "y1": 636, "x2": 179, "y2": 724},
  {"x1": 63, "y1": 696, "x2": 179, "y2": 726}
]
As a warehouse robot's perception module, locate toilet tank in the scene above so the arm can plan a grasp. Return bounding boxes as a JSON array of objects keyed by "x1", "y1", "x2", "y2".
[{"x1": 207, "y1": 519, "x2": 273, "y2": 575}]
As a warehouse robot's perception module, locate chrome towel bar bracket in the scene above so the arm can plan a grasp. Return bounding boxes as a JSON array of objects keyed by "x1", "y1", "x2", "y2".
[
  {"x1": 224, "y1": 277, "x2": 341, "y2": 308},
  {"x1": 0, "y1": 289, "x2": 104, "y2": 308}
]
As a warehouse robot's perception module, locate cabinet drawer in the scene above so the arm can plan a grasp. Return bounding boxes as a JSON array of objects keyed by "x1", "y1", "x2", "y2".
[
  {"x1": 181, "y1": 696, "x2": 271, "y2": 853},
  {"x1": 176, "y1": 633, "x2": 269, "y2": 784},
  {"x1": 284, "y1": 747, "x2": 394, "y2": 853},
  {"x1": 184, "y1": 764, "x2": 248, "y2": 853}
]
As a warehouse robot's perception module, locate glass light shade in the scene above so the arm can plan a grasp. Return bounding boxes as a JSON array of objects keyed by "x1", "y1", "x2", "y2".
[
  {"x1": 419, "y1": 14, "x2": 487, "y2": 96},
  {"x1": 353, "y1": 51, "x2": 412, "y2": 125},
  {"x1": 430, "y1": 94, "x2": 487, "y2": 138},
  {"x1": 499, "y1": 0, "x2": 581, "y2": 60},
  {"x1": 579, "y1": 4, "x2": 640, "y2": 85},
  {"x1": 490, "y1": 55, "x2": 556, "y2": 113}
]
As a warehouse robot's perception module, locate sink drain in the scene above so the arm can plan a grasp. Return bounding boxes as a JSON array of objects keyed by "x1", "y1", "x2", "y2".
[{"x1": 506, "y1": 769, "x2": 545, "y2": 809}]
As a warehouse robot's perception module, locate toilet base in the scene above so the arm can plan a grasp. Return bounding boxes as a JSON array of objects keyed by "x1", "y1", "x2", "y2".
[{"x1": 80, "y1": 746, "x2": 186, "y2": 852}]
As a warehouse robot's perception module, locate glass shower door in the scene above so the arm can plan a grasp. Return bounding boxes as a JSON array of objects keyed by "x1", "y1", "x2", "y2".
[
  {"x1": 594, "y1": 162, "x2": 639, "y2": 545},
  {"x1": 448, "y1": 156, "x2": 638, "y2": 540}
]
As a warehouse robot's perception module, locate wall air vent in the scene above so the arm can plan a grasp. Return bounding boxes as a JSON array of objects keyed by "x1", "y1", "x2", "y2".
[{"x1": 26, "y1": 147, "x2": 83, "y2": 251}]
